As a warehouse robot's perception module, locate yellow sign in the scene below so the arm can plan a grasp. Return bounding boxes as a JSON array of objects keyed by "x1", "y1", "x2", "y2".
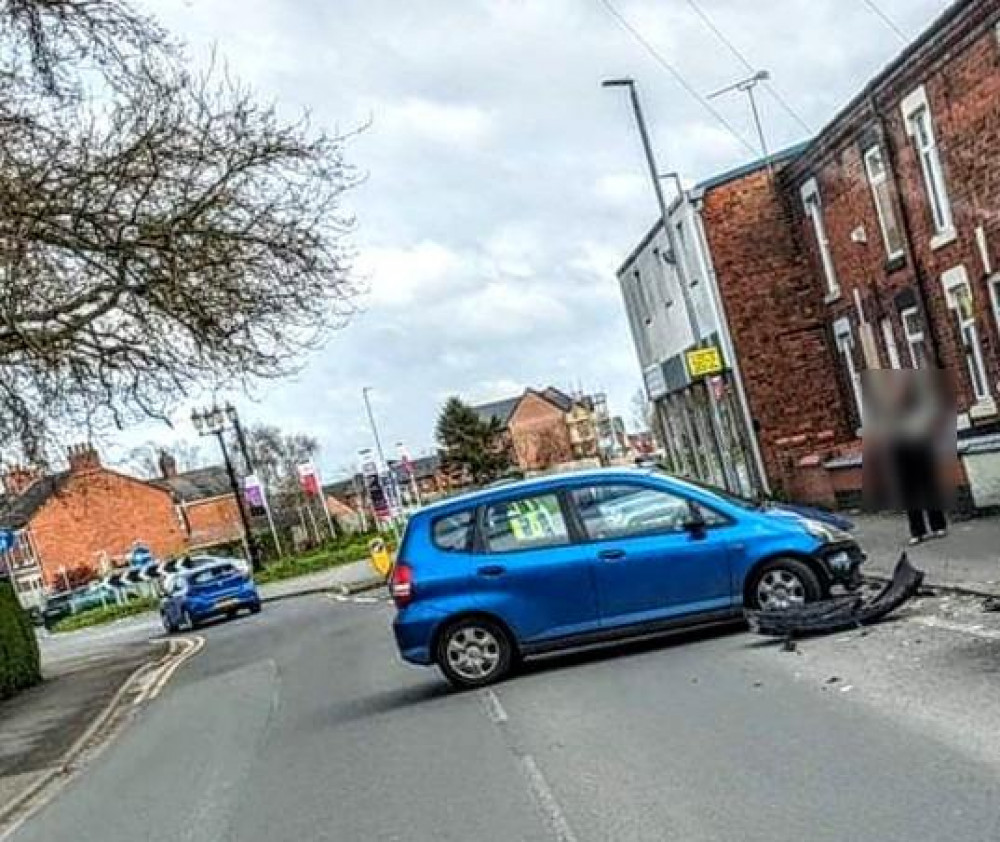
[
  {"x1": 685, "y1": 346, "x2": 724, "y2": 379},
  {"x1": 368, "y1": 538, "x2": 393, "y2": 578}
]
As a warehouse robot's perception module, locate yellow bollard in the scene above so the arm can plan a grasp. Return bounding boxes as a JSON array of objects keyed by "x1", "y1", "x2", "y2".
[{"x1": 368, "y1": 537, "x2": 393, "y2": 578}]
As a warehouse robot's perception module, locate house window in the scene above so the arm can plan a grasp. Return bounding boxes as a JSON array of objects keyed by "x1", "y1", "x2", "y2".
[
  {"x1": 902, "y1": 86, "x2": 954, "y2": 240},
  {"x1": 634, "y1": 269, "x2": 652, "y2": 324},
  {"x1": 943, "y1": 267, "x2": 989, "y2": 402},
  {"x1": 674, "y1": 221, "x2": 698, "y2": 286},
  {"x1": 880, "y1": 317, "x2": 901, "y2": 369},
  {"x1": 900, "y1": 306, "x2": 930, "y2": 369},
  {"x1": 801, "y1": 178, "x2": 839, "y2": 297},
  {"x1": 652, "y1": 247, "x2": 673, "y2": 307},
  {"x1": 863, "y1": 145, "x2": 905, "y2": 260},
  {"x1": 833, "y1": 318, "x2": 864, "y2": 424}
]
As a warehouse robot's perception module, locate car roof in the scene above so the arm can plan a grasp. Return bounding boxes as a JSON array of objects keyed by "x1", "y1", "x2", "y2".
[{"x1": 415, "y1": 467, "x2": 663, "y2": 517}]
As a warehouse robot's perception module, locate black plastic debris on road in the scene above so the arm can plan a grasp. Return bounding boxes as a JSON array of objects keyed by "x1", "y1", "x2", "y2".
[{"x1": 746, "y1": 553, "x2": 924, "y2": 639}]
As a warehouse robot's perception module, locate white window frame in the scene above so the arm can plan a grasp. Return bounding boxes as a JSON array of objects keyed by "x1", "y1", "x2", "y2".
[
  {"x1": 880, "y1": 317, "x2": 901, "y2": 369},
  {"x1": 900, "y1": 306, "x2": 929, "y2": 369},
  {"x1": 800, "y1": 178, "x2": 839, "y2": 299},
  {"x1": 634, "y1": 269, "x2": 652, "y2": 325},
  {"x1": 833, "y1": 317, "x2": 863, "y2": 424},
  {"x1": 901, "y1": 85, "x2": 955, "y2": 247},
  {"x1": 942, "y1": 265, "x2": 989, "y2": 403},
  {"x1": 863, "y1": 145, "x2": 905, "y2": 261},
  {"x1": 652, "y1": 247, "x2": 674, "y2": 308},
  {"x1": 987, "y1": 273, "x2": 1000, "y2": 346}
]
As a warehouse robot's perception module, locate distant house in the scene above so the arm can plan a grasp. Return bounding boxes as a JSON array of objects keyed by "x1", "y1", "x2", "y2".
[
  {"x1": 0, "y1": 444, "x2": 243, "y2": 602},
  {"x1": 472, "y1": 386, "x2": 605, "y2": 472}
]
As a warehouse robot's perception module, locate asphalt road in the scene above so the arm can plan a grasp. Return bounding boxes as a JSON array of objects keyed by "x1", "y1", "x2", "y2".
[{"x1": 11, "y1": 594, "x2": 1000, "y2": 842}]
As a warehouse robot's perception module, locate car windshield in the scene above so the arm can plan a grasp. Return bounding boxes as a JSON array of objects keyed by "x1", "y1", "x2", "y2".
[{"x1": 186, "y1": 565, "x2": 236, "y2": 587}]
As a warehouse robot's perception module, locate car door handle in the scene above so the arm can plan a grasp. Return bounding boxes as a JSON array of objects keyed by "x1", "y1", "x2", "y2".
[
  {"x1": 597, "y1": 549, "x2": 626, "y2": 561},
  {"x1": 477, "y1": 564, "x2": 506, "y2": 577}
]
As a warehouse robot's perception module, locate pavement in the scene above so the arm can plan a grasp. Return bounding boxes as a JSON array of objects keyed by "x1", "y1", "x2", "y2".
[
  {"x1": 0, "y1": 641, "x2": 162, "y2": 830},
  {"x1": 852, "y1": 513, "x2": 1000, "y2": 595},
  {"x1": 6, "y1": 590, "x2": 1000, "y2": 842}
]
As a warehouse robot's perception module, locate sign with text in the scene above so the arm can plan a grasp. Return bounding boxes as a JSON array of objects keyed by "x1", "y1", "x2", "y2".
[{"x1": 685, "y1": 345, "x2": 725, "y2": 379}]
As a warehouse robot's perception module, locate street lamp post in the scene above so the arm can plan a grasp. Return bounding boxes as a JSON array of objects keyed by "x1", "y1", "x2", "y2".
[
  {"x1": 192, "y1": 405, "x2": 263, "y2": 572},
  {"x1": 603, "y1": 76, "x2": 735, "y2": 491},
  {"x1": 708, "y1": 70, "x2": 773, "y2": 176}
]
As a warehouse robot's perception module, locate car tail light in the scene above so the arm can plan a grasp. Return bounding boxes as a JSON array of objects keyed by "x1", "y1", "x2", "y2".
[{"x1": 390, "y1": 562, "x2": 414, "y2": 609}]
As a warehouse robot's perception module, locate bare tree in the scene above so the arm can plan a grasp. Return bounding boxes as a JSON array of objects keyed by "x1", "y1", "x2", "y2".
[
  {"x1": 0, "y1": 1, "x2": 362, "y2": 462},
  {"x1": 242, "y1": 424, "x2": 319, "y2": 498},
  {"x1": 122, "y1": 439, "x2": 205, "y2": 479}
]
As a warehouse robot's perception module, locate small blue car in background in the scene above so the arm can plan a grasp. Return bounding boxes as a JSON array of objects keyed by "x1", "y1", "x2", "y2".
[
  {"x1": 161, "y1": 560, "x2": 261, "y2": 633},
  {"x1": 391, "y1": 468, "x2": 864, "y2": 688}
]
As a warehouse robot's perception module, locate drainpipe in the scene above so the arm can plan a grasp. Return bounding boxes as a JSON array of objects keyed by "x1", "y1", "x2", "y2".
[
  {"x1": 869, "y1": 93, "x2": 945, "y2": 367},
  {"x1": 688, "y1": 190, "x2": 771, "y2": 495}
]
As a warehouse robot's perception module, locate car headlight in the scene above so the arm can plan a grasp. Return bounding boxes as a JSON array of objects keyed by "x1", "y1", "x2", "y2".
[{"x1": 802, "y1": 518, "x2": 852, "y2": 544}]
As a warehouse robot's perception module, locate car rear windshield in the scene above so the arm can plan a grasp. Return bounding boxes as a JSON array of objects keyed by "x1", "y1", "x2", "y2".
[
  {"x1": 188, "y1": 564, "x2": 237, "y2": 586},
  {"x1": 432, "y1": 510, "x2": 474, "y2": 552}
]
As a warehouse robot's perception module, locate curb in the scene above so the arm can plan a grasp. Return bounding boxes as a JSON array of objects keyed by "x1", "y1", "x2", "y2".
[
  {"x1": 260, "y1": 577, "x2": 386, "y2": 604},
  {"x1": 865, "y1": 573, "x2": 998, "y2": 601},
  {"x1": 0, "y1": 642, "x2": 169, "y2": 834}
]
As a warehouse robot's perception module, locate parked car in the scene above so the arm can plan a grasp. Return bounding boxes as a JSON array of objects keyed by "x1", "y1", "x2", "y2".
[
  {"x1": 42, "y1": 584, "x2": 119, "y2": 630},
  {"x1": 160, "y1": 560, "x2": 261, "y2": 633},
  {"x1": 391, "y1": 467, "x2": 865, "y2": 688}
]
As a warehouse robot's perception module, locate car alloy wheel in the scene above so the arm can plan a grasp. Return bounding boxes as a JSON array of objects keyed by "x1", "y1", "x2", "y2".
[
  {"x1": 438, "y1": 619, "x2": 513, "y2": 688},
  {"x1": 756, "y1": 569, "x2": 807, "y2": 610}
]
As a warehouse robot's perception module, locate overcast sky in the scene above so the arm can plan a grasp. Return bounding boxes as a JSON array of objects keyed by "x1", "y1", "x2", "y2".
[{"x1": 120, "y1": 0, "x2": 949, "y2": 479}]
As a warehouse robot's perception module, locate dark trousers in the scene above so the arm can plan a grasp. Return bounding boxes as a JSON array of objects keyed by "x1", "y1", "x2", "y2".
[{"x1": 907, "y1": 508, "x2": 947, "y2": 539}]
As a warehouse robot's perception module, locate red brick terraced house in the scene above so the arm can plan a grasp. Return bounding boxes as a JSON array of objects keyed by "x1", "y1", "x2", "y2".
[
  {"x1": 617, "y1": 0, "x2": 1000, "y2": 510},
  {"x1": 0, "y1": 445, "x2": 243, "y2": 605}
]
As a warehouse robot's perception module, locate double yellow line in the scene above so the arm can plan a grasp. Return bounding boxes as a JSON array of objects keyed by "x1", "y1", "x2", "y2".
[{"x1": 133, "y1": 635, "x2": 206, "y2": 707}]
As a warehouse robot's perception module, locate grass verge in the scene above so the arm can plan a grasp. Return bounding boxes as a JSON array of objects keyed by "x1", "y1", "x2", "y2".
[{"x1": 51, "y1": 597, "x2": 160, "y2": 634}]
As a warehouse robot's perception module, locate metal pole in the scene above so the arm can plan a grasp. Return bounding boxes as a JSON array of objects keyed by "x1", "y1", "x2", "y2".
[
  {"x1": 230, "y1": 408, "x2": 281, "y2": 558},
  {"x1": 362, "y1": 388, "x2": 389, "y2": 471},
  {"x1": 617, "y1": 80, "x2": 699, "y2": 342},
  {"x1": 215, "y1": 431, "x2": 261, "y2": 572},
  {"x1": 746, "y1": 85, "x2": 772, "y2": 178}
]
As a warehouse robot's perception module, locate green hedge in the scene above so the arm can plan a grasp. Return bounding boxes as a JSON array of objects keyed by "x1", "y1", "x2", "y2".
[{"x1": 0, "y1": 579, "x2": 42, "y2": 699}]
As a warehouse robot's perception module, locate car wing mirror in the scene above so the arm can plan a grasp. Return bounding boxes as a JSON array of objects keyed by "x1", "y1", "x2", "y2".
[{"x1": 683, "y1": 505, "x2": 707, "y2": 536}]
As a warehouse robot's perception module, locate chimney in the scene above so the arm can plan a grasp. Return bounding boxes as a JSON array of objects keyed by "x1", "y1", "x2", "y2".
[
  {"x1": 2, "y1": 464, "x2": 42, "y2": 496},
  {"x1": 67, "y1": 443, "x2": 101, "y2": 474},
  {"x1": 158, "y1": 449, "x2": 178, "y2": 479}
]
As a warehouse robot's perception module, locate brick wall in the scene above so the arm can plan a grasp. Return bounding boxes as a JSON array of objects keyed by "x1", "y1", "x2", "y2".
[
  {"x1": 700, "y1": 168, "x2": 856, "y2": 492},
  {"x1": 29, "y1": 468, "x2": 188, "y2": 586},
  {"x1": 781, "y1": 0, "x2": 1000, "y2": 422},
  {"x1": 507, "y1": 392, "x2": 574, "y2": 471},
  {"x1": 180, "y1": 496, "x2": 243, "y2": 550}
]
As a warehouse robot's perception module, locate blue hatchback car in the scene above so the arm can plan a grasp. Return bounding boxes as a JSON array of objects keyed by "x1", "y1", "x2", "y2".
[
  {"x1": 391, "y1": 468, "x2": 864, "y2": 688},
  {"x1": 161, "y1": 560, "x2": 261, "y2": 633}
]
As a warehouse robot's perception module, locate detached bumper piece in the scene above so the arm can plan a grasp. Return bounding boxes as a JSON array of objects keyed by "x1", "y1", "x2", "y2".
[{"x1": 747, "y1": 553, "x2": 924, "y2": 638}]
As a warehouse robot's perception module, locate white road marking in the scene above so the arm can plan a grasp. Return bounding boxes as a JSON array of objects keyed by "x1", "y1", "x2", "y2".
[
  {"x1": 482, "y1": 688, "x2": 509, "y2": 724},
  {"x1": 913, "y1": 615, "x2": 1000, "y2": 641},
  {"x1": 352, "y1": 596, "x2": 379, "y2": 604},
  {"x1": 520, "y1": 755, "x2": 580, "y2": 842}
]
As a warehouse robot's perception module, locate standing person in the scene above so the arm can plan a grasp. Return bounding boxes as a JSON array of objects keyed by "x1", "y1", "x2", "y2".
[{"x1": 888, "y1": 370, "x2": 949, "y2": 545}]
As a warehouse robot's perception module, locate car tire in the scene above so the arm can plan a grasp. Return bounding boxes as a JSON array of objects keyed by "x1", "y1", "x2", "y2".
[
  {"x1": 249, "y1": 603, "x2": 262, "y2": 615},
  {"x1": 436, "y1": 617, "x2": 514, "y2": 690},
  {"x1": 748, "y1": 558, "x2": 821, "y2": 611}
]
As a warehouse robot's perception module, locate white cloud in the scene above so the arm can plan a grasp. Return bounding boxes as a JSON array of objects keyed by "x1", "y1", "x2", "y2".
[
  {"x1": 378, "y1": 98, "x2": 494, "y2": 147},
  {"x1": 594, "y1": 172, "x2": 648, "y2": 206}
]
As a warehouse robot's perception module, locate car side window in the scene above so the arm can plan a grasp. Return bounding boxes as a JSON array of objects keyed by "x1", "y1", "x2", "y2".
[
  {"x1": 482, "y1": 493, "x2": 570, "y2": 552},
  {"x1": 571, "y1": 484, "x2": 702, "y2": 541},
  {"x1": 432, "y1": 510, "x2": 474, "y2": 552}
]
